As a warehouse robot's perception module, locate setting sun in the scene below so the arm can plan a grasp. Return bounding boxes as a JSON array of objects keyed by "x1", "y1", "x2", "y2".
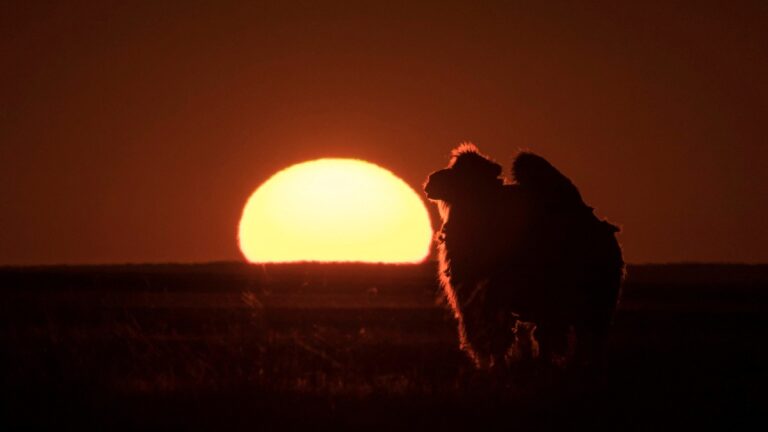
[{"x1": 238, "y1": 159, "x2": 433, "y2": 263}]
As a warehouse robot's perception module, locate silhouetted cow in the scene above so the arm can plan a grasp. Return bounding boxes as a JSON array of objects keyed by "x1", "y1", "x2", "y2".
[{"x1": 424, "y1": 143, "x2": 624, "y2": 369}]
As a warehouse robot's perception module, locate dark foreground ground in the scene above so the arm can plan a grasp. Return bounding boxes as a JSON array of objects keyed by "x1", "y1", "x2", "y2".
[{"x1": 1, "y1": 262, "x2": 767, "y2": 430}]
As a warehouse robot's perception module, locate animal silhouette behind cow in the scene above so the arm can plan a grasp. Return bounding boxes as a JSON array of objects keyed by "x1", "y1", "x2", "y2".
[{"x1": 424, "y1": 144, "x2": 624, "y2": 369}]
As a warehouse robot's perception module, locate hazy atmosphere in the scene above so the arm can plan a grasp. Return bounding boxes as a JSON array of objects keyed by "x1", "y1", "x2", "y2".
[{"x1": 2, "y1": 1, "x2": 767, "y2": 265}]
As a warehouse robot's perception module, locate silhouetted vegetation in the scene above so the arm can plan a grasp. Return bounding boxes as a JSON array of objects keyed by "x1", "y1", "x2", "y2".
[{"x1": 1, "y1": 262, "x2": 766, "y2": 430}]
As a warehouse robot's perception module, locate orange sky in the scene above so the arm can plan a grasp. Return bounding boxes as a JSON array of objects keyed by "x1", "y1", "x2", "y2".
[{"x1": 1, "y1": 1, "x2": 766, "y2": 265}]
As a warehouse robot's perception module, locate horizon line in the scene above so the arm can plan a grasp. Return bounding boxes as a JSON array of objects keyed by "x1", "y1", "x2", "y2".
[{"x1": 2, "y1": 260, "x2": 768, "y2": 270}]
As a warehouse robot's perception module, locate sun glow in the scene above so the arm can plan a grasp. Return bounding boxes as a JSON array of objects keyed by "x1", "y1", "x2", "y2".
[{"x1": 238, "y1": 159, "x2": 433, "y2": 263}]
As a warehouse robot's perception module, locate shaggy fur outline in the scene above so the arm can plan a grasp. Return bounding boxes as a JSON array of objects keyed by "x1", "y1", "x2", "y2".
[{"x1": 424, "y1": 144, "x2": 624, "y2": 369}]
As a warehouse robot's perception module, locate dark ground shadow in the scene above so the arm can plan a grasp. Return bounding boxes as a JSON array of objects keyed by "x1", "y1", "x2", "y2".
[{"x1": 1, "y1": 262, "x2": 766, "y2": 431}]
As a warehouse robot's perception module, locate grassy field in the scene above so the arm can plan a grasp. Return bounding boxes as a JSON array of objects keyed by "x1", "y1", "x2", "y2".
[{"x1": 2, "y1": 262, "x2": 766, "y2": 430}]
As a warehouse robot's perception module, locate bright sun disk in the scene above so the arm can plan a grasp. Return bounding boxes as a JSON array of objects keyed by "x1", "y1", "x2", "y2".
[{"x1": 238, "y1": 158, "x2": 433, "y2": 263}]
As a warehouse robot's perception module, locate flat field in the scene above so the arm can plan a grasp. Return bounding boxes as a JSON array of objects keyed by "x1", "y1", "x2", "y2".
[{"x1": 2, "y1": 263, "x2": 766, "y2": 430}]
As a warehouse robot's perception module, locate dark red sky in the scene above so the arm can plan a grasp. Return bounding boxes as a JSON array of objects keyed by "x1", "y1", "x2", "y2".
[{"x1": 2, "y1": 1, "x2": 766, "y2": 265}]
